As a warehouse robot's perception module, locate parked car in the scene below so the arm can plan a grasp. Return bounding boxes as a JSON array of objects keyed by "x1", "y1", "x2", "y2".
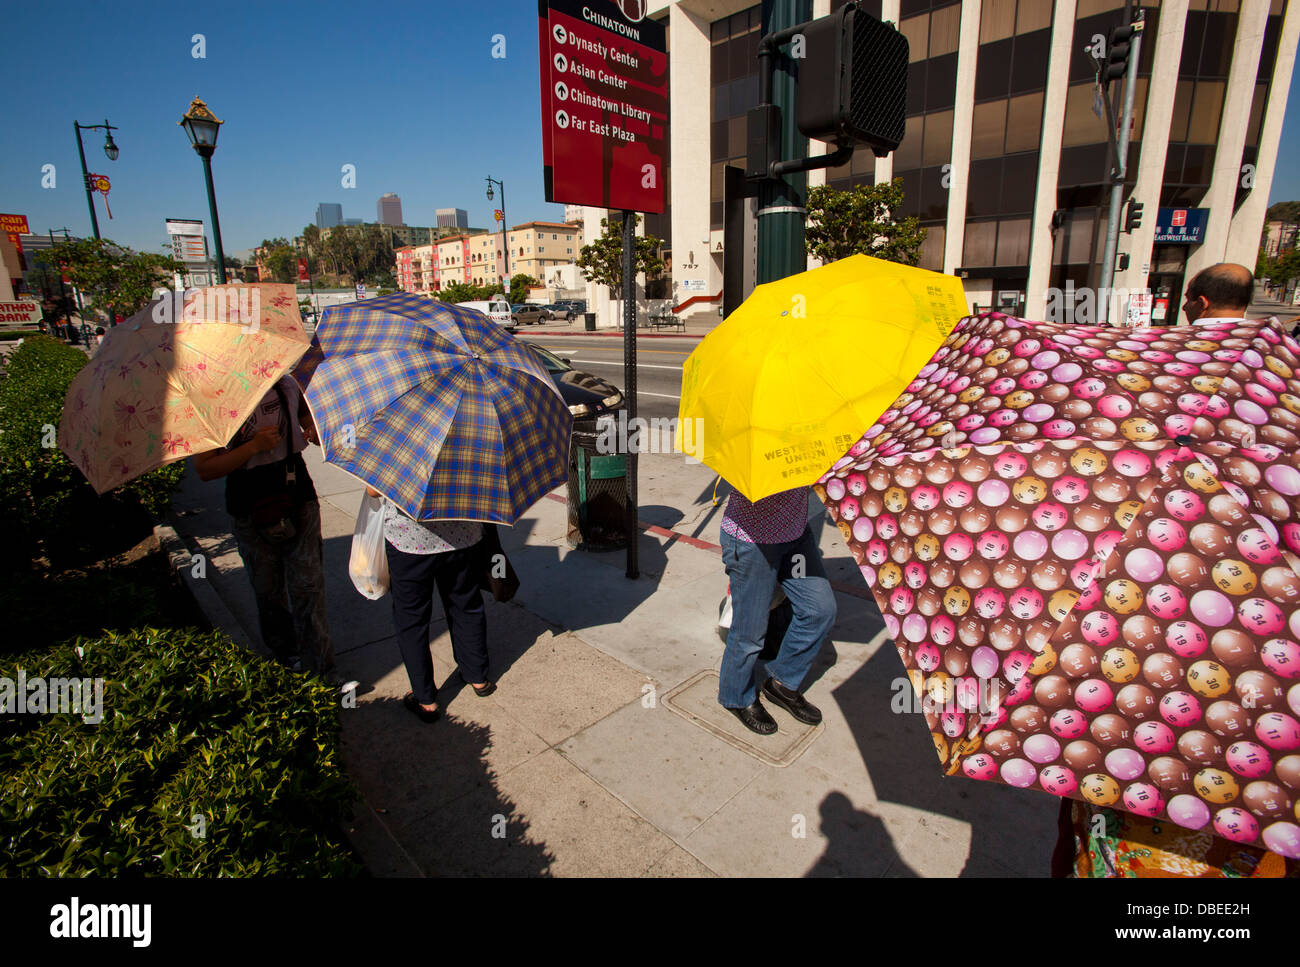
[
  {"x1": 525, "y1": 343, "x2": 624, "y2": 424},
  {"x1": 511, "y1": 303, "x2": 545, "y2": 326},
  {"x1": 558, "y1": 299, "x2": 587, "y2": 315},
  {"x1": 544, "y1": 303, "x2": 575, "y2": 321},
  {"x1": 456, "y1": 299, "x2": 514, "y2": 331}
]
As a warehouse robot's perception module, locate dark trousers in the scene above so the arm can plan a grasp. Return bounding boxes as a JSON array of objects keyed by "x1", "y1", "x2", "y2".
[{"x1": 386, "y1": 539, "x2": 488, "y2": 705}]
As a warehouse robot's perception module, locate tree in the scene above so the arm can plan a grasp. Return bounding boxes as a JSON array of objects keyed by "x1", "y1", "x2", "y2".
[
  {"x1": 35, "y1": 238, "x2": 183, "y2": 322},
  {"x1": 804, "y1": 179, "x2": 928, "y2": 266},
  {"x1": 576, "y1": 214, "x2": 665, "y2": 299},
  {"x1": 508, "y1": 274, "x2": 539, "y2": 304}
]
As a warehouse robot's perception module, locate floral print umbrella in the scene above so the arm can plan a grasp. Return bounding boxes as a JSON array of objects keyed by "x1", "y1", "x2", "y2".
[
  {"x1": 816, "y1": 311, "x2": 1300, "y2": 858},
  {"x1": 59, "y1": 283, "x2": 310, "y2": 493}
]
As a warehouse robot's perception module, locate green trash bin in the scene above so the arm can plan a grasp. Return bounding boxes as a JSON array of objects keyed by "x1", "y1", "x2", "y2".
[{"x1": 566, "y1": 428, "x2": 628, "y2": 549}]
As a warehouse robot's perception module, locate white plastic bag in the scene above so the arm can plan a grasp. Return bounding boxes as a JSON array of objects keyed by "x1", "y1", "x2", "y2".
[{"x1": 349, "y1": 493, "x2": 390, "y2": 600}]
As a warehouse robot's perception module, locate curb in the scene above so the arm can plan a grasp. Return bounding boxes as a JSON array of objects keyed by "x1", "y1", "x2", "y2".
[{"x1": 154, "y1": 523, "x2": 259, "y2": 655}]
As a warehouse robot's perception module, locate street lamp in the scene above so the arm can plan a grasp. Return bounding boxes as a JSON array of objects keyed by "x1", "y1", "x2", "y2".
[
  {"x1": 486, "y1": 176, "x2": 509, "y2": 297},
  {"x1": 73, "y1": 119, "x2": 119, "y2": 239},
  {"x1": 178, "y1": 96, "x2": 227, "y2": 284}
]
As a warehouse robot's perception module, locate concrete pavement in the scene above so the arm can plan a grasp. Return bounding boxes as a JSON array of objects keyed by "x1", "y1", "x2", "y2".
[{"x1": 168, "y1": 439, "x2": 1059, "y2": 877}]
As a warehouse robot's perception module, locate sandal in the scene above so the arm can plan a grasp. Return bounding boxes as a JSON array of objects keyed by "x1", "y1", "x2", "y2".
[
  {"x1": 470, "y1": 680, "x2": 496, "y2": 698},
  {"x1": 402, "y1": 692, "x2": 441, "y2": 723}
]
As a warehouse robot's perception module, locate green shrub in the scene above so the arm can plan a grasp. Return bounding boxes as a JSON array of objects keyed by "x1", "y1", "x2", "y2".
[
  {"x1": 0, "y1": 627, "x2": 360, "y2": 876},
  {"x1": 0, "y1": 335, "x2": 185, "y2": 567}
]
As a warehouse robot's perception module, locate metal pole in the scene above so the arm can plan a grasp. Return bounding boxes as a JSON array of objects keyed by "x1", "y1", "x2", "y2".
[
  {"x1": 1098, "y1": 12, "x2": 1143, "y2": 324},
  {"x1": 756, "y1": 0, "x2": 810, "y2": 285},
  {"x1": 622, "y1": 210, "x2": 639, "y2": 579},
  {"x1": 500, "y1": 182, "x2": 509, "y2": 292},
  {"x1": 200, "y1": 152, "x2": 227, "y2": 284},
  {"x1": 61, "y1": 229, "x2": 88, "y2": 339},
  {"x1": 74, "y1": 123, "x2": 100, "y2": 240}
]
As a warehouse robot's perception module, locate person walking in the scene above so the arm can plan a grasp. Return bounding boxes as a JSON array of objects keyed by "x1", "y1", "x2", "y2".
[
  {"x1": 367, "y1": 486, "x2": 494, "y2": 724},
  {"x1": 718, "y1": 484, "x2": 836, "y2": 735},
  {"x1": 194, "y1": 374, "x2": 337, "y2": 679}
]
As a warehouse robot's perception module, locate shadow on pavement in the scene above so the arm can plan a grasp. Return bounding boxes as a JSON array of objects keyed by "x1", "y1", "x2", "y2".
[{"x1": 806, "y1": 792, "x2": 919, "y2": 876}]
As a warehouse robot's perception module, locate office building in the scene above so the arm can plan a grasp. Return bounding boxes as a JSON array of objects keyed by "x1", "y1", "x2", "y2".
[
  {"x1": 315, "y1": 203, "x2": 343, "y2": 230},
  {"x1": 592, "y1": 0, "x2": 1297, "y2": 325},
  {"x1": 377, "y1": 193, "x2": 404, "y2": 226},
  {"x1": 437, "y1": 208, "x2": 469, "y2": 230}
]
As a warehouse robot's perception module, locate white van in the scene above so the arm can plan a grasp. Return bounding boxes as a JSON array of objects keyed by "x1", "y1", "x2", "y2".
[{"x1": 455, "y1": 299, "x2": 515, "y2": 332}]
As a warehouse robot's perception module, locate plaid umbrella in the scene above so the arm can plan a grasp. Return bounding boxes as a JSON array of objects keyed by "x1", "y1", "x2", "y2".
[
  {"x1": 301, "y1": 293, "x2": 571, "y2": 523},
  {"x1": 816, "y1": 312, "x2": 1300, "y2": 858}
]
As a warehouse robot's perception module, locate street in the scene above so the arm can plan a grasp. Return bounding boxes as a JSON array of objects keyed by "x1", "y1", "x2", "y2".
[{"x1": 523, "y1": 334, "x2": 693, "y2": 424}]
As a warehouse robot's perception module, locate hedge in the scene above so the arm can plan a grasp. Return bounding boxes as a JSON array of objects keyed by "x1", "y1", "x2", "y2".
[
  {"x1": 0, "y1": 334, "x2": 185, "y2": 568},
  {"x1": 0, "y1": 627, "x2": 360, "y2": 876}
]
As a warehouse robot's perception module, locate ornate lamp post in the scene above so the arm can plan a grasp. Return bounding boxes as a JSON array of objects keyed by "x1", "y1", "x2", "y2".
[
  {"x1": 486, "y1": 176, "x2": 509, "y2": 297},
  {"x1": 73, "y1": 120, "x2": 118, "y2": 239},
  {"x1": 178, "y1": 96, "x2": 227, "y2": 284}
]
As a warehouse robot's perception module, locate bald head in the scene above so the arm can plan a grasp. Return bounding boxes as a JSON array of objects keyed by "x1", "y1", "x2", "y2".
[{"x1": 1183, "y1": 263, "x2": 1253, "y2": 322}]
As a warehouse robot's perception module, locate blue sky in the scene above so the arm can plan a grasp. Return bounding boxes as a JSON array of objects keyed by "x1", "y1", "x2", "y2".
[{"x1": 3, "y1": 0, "x2": 1299, "y2": 258}]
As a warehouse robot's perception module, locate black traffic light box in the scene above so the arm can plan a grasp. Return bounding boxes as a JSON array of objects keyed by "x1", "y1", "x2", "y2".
[
  {"x1": 795, "y1": 1, "x2": 909, "y2": 157},
  {"x1": 1106, "y1": 24, "x2": 1134, "y2": 81},
  {"x1": 1124, "y1": 198, "x2": 1144, "y2": 233}
]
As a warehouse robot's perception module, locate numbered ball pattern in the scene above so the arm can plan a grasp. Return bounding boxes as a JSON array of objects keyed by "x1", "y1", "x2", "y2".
[{"x1": 815, "y1": 313, "x2": 1300, "y2": 857}]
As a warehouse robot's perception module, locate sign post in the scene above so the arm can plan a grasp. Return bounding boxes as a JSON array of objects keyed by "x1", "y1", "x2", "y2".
[{"x1": 538, "y1": 0, "x2": 667, "y2": 580}]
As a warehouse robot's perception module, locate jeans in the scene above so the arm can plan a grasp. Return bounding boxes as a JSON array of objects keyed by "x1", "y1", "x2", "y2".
[
  {"x1": 718, "y1": 525, "x2": 836, "y2": 709},
  {"x1": 231, "y1": 499, "x2": 335, "y2": 674},
  {"x1": 386, "y1": 540, "x2": 489, "y2": 705}
]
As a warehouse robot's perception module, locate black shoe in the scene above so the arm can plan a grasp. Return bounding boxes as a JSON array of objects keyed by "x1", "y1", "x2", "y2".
[
  {"x1": 726, "y1": 699, "x2": 778, "y2": 735},
  {"x1": 403, "y1": 692, "x2": 441, "y2": 724},
  {"x1": 762, "y1": 677, "x2": 822, "y2": 725}
]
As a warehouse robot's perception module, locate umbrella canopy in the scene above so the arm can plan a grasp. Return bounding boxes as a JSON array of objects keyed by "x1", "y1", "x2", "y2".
[
  {"x1": 301, "y1": 293, "x2": 571, "y2": 524},
  {"x1": 677, "y1": 254, "x2": 967, "y2": 501},
  {"x1": 816, "y1": 312, "x2": 1300, "y2": 858},
  {"x1": 59, "y1": 283, "x2": 309, "y2": 494}
]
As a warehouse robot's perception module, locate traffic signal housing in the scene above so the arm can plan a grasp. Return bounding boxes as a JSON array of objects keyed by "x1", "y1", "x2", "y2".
[
  {"x1": 1106, "y1": 24, "x2": 1135, "y2": 81},
  {"x1": 1124, "y1": 198, "x2": 1144, "y2": 233},
  {"x1": 795, "y1": 1, "x2": 909, "y2": 156}
]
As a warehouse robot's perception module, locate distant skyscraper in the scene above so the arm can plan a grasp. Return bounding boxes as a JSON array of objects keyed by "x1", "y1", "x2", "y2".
[
  {"x1": 315, "y1": 203, "x2": 342, "y2": 229},
  {"x1": 436, "y1": 208, "x2": 468, "y2": 230},
  {"x1": 378, "y1": 193, "x2": 403, "y2": 226}
]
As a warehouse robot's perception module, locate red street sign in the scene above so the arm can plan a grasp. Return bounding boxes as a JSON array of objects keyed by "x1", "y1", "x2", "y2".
[{"x1": 538, "y1": 0, "x2": 666, "y2": 213}]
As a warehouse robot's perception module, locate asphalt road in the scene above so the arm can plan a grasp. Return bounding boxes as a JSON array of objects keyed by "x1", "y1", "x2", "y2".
[{"x1": 522, "y1": 335, "x2": 693, "y2": 424}]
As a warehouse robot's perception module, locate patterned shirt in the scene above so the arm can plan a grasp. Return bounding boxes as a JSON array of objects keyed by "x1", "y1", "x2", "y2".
[
  {"x1": 721, "y1": 485, "x2": 809, "y2": 544},
  {"x1": 230, "y1": 376, "x2": 307, "y2": 469},
  {"x1": 381, "y1": 499, "x2": 483, "y2": 555}
]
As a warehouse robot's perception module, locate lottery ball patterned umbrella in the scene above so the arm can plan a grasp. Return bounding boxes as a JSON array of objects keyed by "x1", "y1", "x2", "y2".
[{"x1": 816, "y1": 311, "x2": 1300, "y2": 857}]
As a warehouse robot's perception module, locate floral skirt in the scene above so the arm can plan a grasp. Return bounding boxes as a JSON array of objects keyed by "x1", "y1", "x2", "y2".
[{"x1": 1063, "y1": 802, "x2": 1298, "y2": 878}]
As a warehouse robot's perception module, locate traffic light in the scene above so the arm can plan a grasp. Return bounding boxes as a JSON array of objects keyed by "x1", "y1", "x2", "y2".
[
  {"x1": 1124, "y1": 198, "x2": 1144, "y2": 233},
  {"x1": 796, "y1": 1, "x2": 910, "y2": 156},
  {"x1": 1105, "y1": 24, "x2": 1135, "y2": 81}
]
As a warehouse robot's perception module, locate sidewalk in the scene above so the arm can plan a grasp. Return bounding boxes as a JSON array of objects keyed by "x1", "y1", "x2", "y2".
[
  {"x1": 521, "y1": 310, "x2": 721, "y2": 339},
  {"x1": 168, "y1": 445, "x2": 1058, "y2": 877}
]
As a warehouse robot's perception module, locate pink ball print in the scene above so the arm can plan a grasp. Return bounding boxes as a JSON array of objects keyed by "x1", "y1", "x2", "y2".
[
  {"x1": 1125, "y1": 548, "x2": 1165, "y2": 584},
  {"x1": 1165, "y1": 621, "x2": 1209, "y2": 658},
  {"x1": 1024, "y1": 733, "x2": 1062, "y2": 764},
  {"x1": 943, "y1": 481, "x2": 974, "y2": 508},
  {"x1": 1003, "y1": 649, "x2": 1035, "y2": 682},
  {"x1": 1262, "y1": 822, "x2": 1300, "y2": 860},
  {"x1": 1225, "y1": 740, "x2": 1273, "y2": 779},
  {"x1": 1147, "y1": 584, "x2": 1188, "y2": 620},
  {"x1": 999, "y1": 758, "x2": 1038, "y2": 788},
  {"x1": 1255, "y1": 712, "x2": 1300, "y2": 750},
  {"x1": 1190, "y1": 590, "x2": 1236, "y2": 629},
  {"x1": 1040, "y1": 765, "x2": 1078, "y2": 796},
  {"x1": 1146, "y1": 518, "x2": 1187, "y2": 552},
  {"x1": 1164, "y1": 490, "x2": 1206, "y2": 522},
  {"x1": 1123, "y1": 782, "x2": 1165, "y2": 817},
  {"x1": 1213, "y1": 807, "x2": 1261, "y2": 843},
  {"x1": 941, "y1": 711, "x2": 966, "y2": 738},
  {"x1": 1166, "y1": 794, "x2": 1212, "y2": 830},
  {"x1": 944, "y1": 533, "x2": 975, "y2": 561},
  {"x1": 963, "y1": 753, "x2": 998, "y2": 780},
  {"x1": 915, "y1": 642, "x2": 942, "y2": 672},
  {"x1": 1075, "y1": 678, "x2": 1114, "y2": 713},
  {"x1": 1080, "y1": 611, "x2": 1120, "y2": 647},
  {"x1": 1009, "y1": 587, "x2": 1045, "y2": 620},
  {"x1": 1105, "y1": 748, "x2": 1146, "y2": 781},
  {"x1": 1050, "y1": 708, "x2": 1089, "y2": 739},
  {"x1": 1004, "y1": 673, "x2": 1034, "y2": 707},
  {"x1": 1261, "y1": 639, "x2": 1300, "y2": 679},
  {"x1": 1133, "y1": 720, "x2": 1176, "y2": 754},
  {"x1": 1239, "y1": 598, "x2": 1286, "y2": 636},
  {"x1": 1159, "y1": 690, "x2": 1202, "y2": 727},
  {"x1": 970, "y1": 646, "x2": 1000, "y2": 679}
]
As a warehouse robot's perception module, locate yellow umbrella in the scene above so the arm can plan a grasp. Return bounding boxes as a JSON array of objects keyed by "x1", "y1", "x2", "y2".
[
  {"x1": 60, "y1": 282, "x2": 310, "y2": 494},
  {"x1": 677, "y1": 254, "x2": 966, "y2": 501}
]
